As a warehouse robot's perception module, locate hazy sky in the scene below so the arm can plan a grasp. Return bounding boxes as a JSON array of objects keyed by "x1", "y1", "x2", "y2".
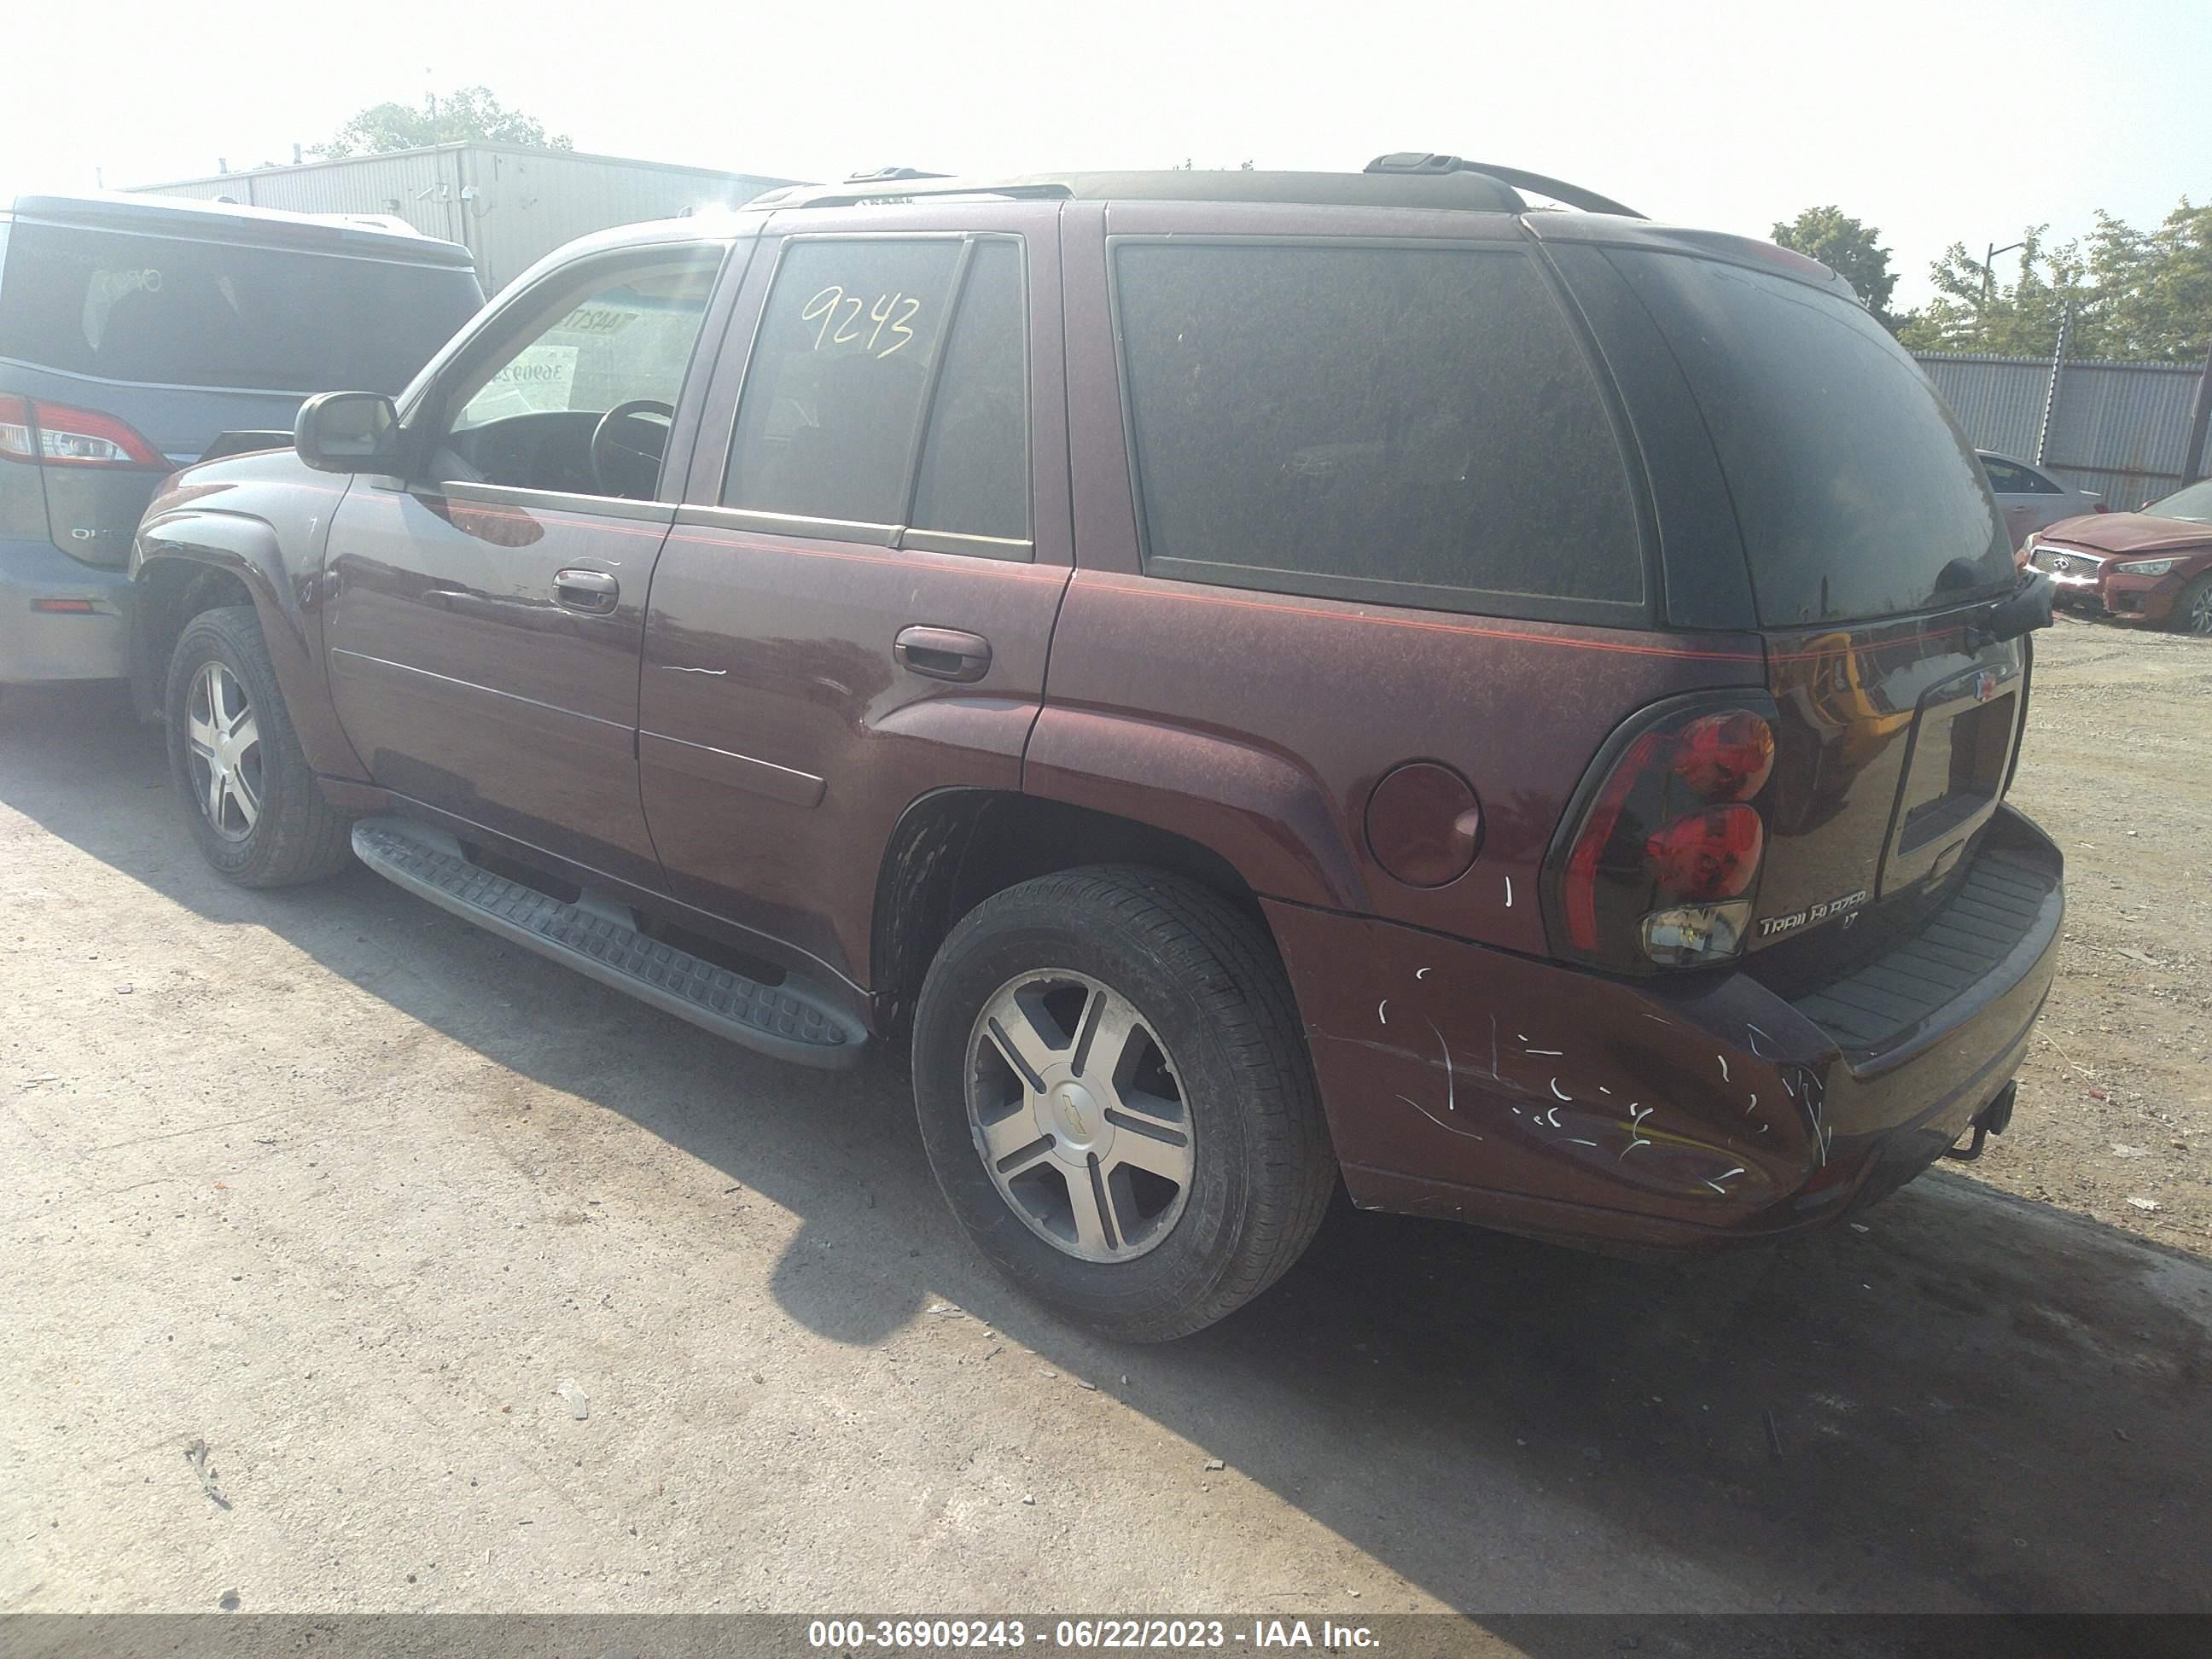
[{"x1": 9, "y1": 0, "x2": 2207, "y2": 309}]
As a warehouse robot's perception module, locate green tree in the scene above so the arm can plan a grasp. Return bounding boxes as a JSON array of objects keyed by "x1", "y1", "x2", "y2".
[
  {"x1": 1894, "y1": 200, "x2": 2212, "y2": 364},
  {"x1": 1772, "y1": 206, "x2": 1900, "y2": 327},
  {"x1": 315, "y1": 88, "x2": 573, "y2": 159}
]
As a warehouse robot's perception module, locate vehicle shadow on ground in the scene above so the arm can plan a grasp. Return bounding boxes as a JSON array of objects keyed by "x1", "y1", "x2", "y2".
[{"x1": 5, "y1": 684, "x2": 2207, "y2": 1621}]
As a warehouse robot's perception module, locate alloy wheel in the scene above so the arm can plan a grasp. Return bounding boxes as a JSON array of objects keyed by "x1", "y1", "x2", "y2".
[
  {"x1": 965, "y1": 971, "x2": 1195, "y2": 1262},
  {"x1": 185, "y1": 661, "x2": 263, "y2": 841},
  {"x1": 2190, "y1": 583, "x2": 2212, "y2": 636}
]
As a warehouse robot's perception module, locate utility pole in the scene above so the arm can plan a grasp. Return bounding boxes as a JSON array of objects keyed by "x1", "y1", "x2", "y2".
[
  {"x1": 2181, "y1": 335, "x2": 2212, "y2": 487},
  {"x1": 1982, "y1": 239, "x2": 2025, "y2": 314},
  {"x1": 2035, "y1": 302, "x2": 2072, "y2": 467}
]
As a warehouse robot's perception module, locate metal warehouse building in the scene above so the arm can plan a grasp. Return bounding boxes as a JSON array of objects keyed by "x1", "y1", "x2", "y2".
[{"x1": 134, "y1": 143, "x2": 803, "y2": 294}]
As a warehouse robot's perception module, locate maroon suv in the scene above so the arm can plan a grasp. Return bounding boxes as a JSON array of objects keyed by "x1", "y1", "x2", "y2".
[{"x1": 126, "y1": 159, "x2": 2064, "y2": 1340}]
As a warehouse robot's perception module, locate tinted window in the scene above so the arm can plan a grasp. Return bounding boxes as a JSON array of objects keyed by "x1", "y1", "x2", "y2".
[
  {"x1": 1982, "y1": 457, "x2": 2059, "y2": 495},
  {"x1": 1610, "y1": 252, "x2": 2011, "y2": 626},
  {"x1": 725, "y1": 239, "x2": 962, "y2": 524},
  {"x1": 0, "y1": 222, "x2": 481, "y2": 393},
  {"x1": 911, "y1": 241, "x2": 1029, "y2": 541},
  {"x1": 1114, "y1": 242, "x2": 1643, "y2": 616}
]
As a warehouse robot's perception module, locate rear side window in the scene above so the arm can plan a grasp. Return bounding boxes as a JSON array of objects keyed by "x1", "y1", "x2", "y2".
[
  {"x1": 910, "y1": 241, "x2": 1029, "y2": 541},
  {"x1": 1982, "y1": 457, "x2": 2059, "y2": 495},
  {"x1": 1112, "y1": 242, "x2": 1644, "y2": 619},
  {"x1": 1610, "y1": 252, "x2": 2012, "y2": 626},
  {"x1": 0, "y1": 222, "x2": 481, "y2": 393},
  {"x1": 724, "y1": 236, "x2": 1030, "y2": 544}
]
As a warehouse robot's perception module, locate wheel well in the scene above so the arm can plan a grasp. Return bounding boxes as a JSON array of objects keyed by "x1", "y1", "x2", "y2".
[
  {"x1": 870, "y1": 789, "x2": 1268, "y2": 1045},
  {"x1": 131, "y1": 561, "x2": 255, "y2": 719}
]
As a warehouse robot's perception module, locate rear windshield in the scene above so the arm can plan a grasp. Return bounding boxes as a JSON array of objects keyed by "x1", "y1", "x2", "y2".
[
  {"x1": 0, "y1": 221, "x2": 482, "y2": 394},
  {"x1": 1610, "y1": 251, "x2": 2011, "y2": 626}
]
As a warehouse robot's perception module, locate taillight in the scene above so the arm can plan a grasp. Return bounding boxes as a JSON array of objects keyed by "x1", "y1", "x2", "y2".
[
  {"x1": 1671, "y1": 710, "x2": 1774, "y2": 800},
  {"x1": 0, "y1": 396, "x2": 32, "y2": 461},
  {"x1": 1550, "y1": 697, "x2": 1780, "y2": 972},
  {"x1": 1644, "y1": 805, "x2": 1763, "y2": 898},
  {"x1": 0, "y1": 395, "x2": 166, "y2": 469}
]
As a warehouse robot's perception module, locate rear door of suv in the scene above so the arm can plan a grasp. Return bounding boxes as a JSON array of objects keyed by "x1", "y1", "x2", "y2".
[
  {"x1": 637, "y1": 199, "x2": 1072, "y2": 990},
  {"x1": 0, "y1": 203, "x2": 480, "y2": 569},
  {"x1": 1536, "y1": 224, "x2": 2042, "y2": 1022}
]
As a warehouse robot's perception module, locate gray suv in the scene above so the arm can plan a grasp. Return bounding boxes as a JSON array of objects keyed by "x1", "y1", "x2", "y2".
[{"x1": 1, "y1": 191, "x2": 482, "y2": 685}]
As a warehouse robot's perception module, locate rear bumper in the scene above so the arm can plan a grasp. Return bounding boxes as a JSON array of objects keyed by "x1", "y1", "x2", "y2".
[
  {"x1": 0, "y1": 534, "x2": 131, "y2": 683},
  {"x1": 1266, "y1": 805, "x2": 2063, "y2": 1255}
]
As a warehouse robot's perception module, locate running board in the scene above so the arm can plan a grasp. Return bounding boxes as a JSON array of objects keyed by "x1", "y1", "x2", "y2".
[{"x1": 350, "y1": 817, "x2": 865, "y2": 1068}]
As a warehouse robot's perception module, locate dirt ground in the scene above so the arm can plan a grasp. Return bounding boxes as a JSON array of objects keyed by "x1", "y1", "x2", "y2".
[
  {"x1": 1988, "y1": 614, "x2": 2212, "y2": 1247},
  {"x1": 0, "y1": 613, "x2": 2207, "y2": 1621}
]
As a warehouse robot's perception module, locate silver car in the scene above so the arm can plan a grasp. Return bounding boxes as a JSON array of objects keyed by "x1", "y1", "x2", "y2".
[{"x1": 1978, "y1": 450, "x2": 2104, "y2": 549}]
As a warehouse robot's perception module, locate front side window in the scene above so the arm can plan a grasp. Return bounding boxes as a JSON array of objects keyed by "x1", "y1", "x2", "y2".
[
  {"x1": 723, "y1": 236, "x2": 1030, "y2": 544},
  {"x1": 431, "y1": 247, "x2": 722, "y2": 498},
  {"x1": 1112, "y1": 242, "x2": 1644, "y2": 619}
]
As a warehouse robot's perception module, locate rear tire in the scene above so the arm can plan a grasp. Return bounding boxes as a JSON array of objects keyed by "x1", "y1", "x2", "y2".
[
  {"x1": 165, "y1": 605, "x2": 353, "y2": 888},
  {"x1": 911, "y1": 865, "x2": 1336, "y2": 1342},
  {"x1": 2174, "y1": 573, "x2": 2212, "y2": 637}
]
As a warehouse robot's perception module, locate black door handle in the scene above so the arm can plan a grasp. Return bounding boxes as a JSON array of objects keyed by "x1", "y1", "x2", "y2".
[
  {"x1": 553, "y1": 568, "x2": 619, "y2": 614},
  {"x1": 894, "y1": 625, "x2": 992, "y2": 683}
]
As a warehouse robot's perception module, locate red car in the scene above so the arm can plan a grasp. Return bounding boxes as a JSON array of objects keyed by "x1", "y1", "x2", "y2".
[{"x1": 2022, "y1": 479, "x2": 2212, "y2": 634}]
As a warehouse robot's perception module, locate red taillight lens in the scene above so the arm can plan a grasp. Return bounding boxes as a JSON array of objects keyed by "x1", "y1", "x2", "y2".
[
  {"x1": 1551, "y1": 701, "x2": 1778, "y2": 971},
  {"x1": 0, "y1": 396, "x2": 166, "y2": 469},
  {"x1": 1645, "y1": 805, "x2": 1763, "y2": 899},
  {"x1": 1564, "y1": 730, "x2": 1662, "y2": 952},
  {"x1": 1673, "y1": 711, "x2": 1775, "y2": 800},
  {"x1": 2092, "y1": 502, "x2": 2110, "y2": 513}
]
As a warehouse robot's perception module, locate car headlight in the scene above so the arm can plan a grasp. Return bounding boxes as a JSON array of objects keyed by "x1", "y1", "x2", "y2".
[{"x1": 2114, "y1": 557, "x2": 2178, "y2": 576}]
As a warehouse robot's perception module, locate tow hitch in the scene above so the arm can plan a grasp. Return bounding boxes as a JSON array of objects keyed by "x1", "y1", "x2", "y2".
[{"x1": 1942, "y1": 1080, "x2": 2018, "y2": 1162}]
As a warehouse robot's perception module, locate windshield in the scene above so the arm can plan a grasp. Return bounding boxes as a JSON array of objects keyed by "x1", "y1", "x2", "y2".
[
  {"x1": 2147, "y1": 479, "x2": 2212, "y2": 523},
  {"x1": 0, "y1": 221, "x2": 483, "y2": 394},
  {"x1": 1609, "y1": 250, "x2": 2013, "y2": 626}
]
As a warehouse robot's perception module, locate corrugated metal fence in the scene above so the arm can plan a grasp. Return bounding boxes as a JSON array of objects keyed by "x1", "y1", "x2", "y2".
[{"x1": 1916, "y1": 351, "x2": 2209, "y2": 509}]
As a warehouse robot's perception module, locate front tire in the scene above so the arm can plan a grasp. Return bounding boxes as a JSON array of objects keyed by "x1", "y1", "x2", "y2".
[
  {"x1": 165, "y1": 605, "x2": 352, "y2": 888},
  {"x1": 2174, "y1": 573, "x2": 2212, "y2": 637},
  {"x1": 911, "y1": 866, "x2": 1336, "y2": 1342}
]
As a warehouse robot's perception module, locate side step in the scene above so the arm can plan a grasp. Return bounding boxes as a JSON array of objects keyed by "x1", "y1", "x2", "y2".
[{"x1": 351, "y1": 817, "x2": 866, "y2": 1069}]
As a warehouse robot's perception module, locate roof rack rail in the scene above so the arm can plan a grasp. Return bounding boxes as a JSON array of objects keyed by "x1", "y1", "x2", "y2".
[
  {"x1": 841, "y1": 166, "x2": 952, "y2": 183},
  {"x1": 1364, "y1": 153, "x2": 1644, "y2": 219}
]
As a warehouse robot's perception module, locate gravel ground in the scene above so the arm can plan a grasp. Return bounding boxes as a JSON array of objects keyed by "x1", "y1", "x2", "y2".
[{"x1": 0, "y1": 615, "x2": 2206, "y2": 1619}]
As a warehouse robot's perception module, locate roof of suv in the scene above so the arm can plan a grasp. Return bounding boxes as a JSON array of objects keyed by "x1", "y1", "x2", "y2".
[
  {"x1": 748, "y1": 156, "x2": 1643, "y2": 218},
  {"x1": 0, "y1": 189, "x2": 479, "y2": 268}
]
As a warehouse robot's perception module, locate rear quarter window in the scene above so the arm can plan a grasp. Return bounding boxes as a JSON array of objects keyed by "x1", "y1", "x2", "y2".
[
  {"x1": 0, "y1": 221, "x2": 482, "y2": 393},
  {"x1": 1608, "y1": 251, "x2": 2011, "y2": 626},
  {"x1": 1111, "y1": 241, "x2": 1645, "y2": 622}
]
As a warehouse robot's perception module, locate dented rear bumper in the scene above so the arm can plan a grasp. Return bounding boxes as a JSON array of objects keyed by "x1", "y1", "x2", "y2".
[{"x1": 1268, "y1": 806, "x2": 2063, "y2": 1254}]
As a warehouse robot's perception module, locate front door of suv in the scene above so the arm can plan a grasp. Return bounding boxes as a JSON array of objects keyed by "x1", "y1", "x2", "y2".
[
  {"x1": 639, "y1": 202, "x2": 1071, "y2": 990},
  {"x1": 322, "y1": 240, "x2": 730, "y2": 888}
]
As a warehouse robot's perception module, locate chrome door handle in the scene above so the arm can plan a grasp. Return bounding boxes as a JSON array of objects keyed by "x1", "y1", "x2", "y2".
[
  {"x1": 894, "y1": 626, "x2": 992, "y2": 683},
  {"x1": 553, "y1": 568, "x2": 619, "y2": 614}
]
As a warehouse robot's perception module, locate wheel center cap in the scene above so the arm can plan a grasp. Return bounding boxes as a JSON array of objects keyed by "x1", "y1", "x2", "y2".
[{"x1": 1051, "y1": 1080, "x2": 1102, "y2": 1148}]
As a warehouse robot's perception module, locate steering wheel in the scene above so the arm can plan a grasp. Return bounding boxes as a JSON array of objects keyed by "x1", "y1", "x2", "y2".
[{"x1": 590, "y1": 399, "x2": 676, "y2": 498}]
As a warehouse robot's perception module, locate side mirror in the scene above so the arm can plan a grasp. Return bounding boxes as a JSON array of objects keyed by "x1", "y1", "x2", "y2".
[{"x1": 294, "y1": 391, "x2": 401, "y2": 474}]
